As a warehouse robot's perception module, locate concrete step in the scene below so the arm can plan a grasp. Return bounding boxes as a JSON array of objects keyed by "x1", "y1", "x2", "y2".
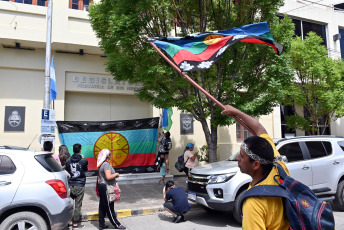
[{"x1": 85, "y1": 172, "x2": 173, "y2": 186}]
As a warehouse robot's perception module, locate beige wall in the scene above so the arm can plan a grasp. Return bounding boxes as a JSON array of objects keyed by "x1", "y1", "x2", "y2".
[{"x1": 65, "y1": 92, "x2": 152, "y2": 121}]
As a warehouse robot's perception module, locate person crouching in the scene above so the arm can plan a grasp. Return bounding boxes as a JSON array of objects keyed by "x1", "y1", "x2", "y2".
[{"x1": 163, "y1": 180, "x2": 190, "y2": 223}]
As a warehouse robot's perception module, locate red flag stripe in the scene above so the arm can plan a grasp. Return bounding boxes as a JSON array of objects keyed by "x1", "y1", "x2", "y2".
[{"x1": 172, "y1": 36, "x2": 233, "y2": 65}]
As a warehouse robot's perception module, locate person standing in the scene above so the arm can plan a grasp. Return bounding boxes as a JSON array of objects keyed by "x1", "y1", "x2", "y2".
[
  {"x1": 183, "y1": 143, "x2": 198, "y2": 175},
  {"x1": 43, "y1": 141, "x2": 61, "y2": 165},
  {"x1": 158, "y1": 158, "x2": 166, "y2": 185},
  {"x1": 163, "y1": 131, "x2": 172, "y2": 172},
  {"x1": 65, "y1": 143, "x2": 88, "y2": 229},
  {"x1": 157, "y1": 131, "x2": 167, "y2": 156},
  {"x1": 221, "y1": 105, "x2": 289, "y2": 229},
  {"x1": 58, "y1": 145, "x2": 71, "y2": 168},
  {"x1": 163, "y1": 180, "x2": 190, "y2": 223},
  {"x1": 97, "y1": 149, "x2": 126, "y2": 230}
]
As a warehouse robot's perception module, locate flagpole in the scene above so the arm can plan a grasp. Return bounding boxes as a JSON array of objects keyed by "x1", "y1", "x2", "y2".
[{"x1": 146, "y1": 36, "x2": 257, "y2": 136}]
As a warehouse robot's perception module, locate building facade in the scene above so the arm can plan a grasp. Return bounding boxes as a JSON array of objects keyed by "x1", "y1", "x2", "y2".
[{"x1": 0, "y1": 0, "x2": 344, "y2": 174}]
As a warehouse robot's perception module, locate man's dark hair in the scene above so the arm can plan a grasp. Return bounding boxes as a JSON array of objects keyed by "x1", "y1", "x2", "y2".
[
  {"x1": 165, "y1": 180, "x2": 174, "y2": 189},
  {"x1": 43, "y1": 141, "x2": 53, "y2": 151},
  {"x1": 165, "y1": 132, "x2": 171, "y2": 138},
  {"x1": 244, "y1": 136, "x2": 274, "y2": 174},
  {"x1": 73, "y1": 143, "x2": 82, "y2": 154}
]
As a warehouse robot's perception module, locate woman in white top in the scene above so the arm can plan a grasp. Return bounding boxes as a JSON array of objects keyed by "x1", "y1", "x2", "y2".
[
  {"x1": 97, "y1": 149, "x2": 126, "y2": 230},
  {"x1": 183, "y1": 143, "x2": 198, "y2": 175}
]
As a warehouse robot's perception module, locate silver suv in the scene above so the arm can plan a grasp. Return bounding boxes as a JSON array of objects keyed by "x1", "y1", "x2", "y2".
[
  {"x1": 0, "y1": 146, "x2": 74, "y2": 230},
  {"x1": 187, "y1": 136, "x2": 344, "y2": 223}
]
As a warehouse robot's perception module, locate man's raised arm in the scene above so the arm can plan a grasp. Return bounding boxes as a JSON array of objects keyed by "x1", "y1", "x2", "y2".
[{"x1": 221, "y1": 105, "x2": 267, "y2": 136}]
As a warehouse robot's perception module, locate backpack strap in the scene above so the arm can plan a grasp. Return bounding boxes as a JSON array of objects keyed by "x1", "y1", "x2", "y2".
[
  {"x1": 240, "y1": 185, "x2": 289, "y2": 210},
  {"x1": 274, "y1": 162, "x2": 288, "y2": 179}
]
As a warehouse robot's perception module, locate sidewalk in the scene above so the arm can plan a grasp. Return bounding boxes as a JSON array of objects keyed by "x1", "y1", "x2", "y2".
[{"x1": 81, "y1": 174, "x2": 193, "y2": 221}]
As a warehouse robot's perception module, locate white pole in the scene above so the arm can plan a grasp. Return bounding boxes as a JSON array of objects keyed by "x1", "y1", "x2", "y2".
[{"x1": 43, "y1": 0, "x2": 53, "y2": 109}]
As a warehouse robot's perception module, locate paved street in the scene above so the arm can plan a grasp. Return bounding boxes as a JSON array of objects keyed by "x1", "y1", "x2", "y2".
[{"x1": 76, "y1": 204, "x2": 344, "y2": 230}]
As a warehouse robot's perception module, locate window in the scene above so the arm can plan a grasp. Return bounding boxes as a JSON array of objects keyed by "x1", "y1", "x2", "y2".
[
  {"x1": 236, "y1": 123, "x2": 252, "y2": 142},
  {"x1": 0, "y1": 156, "x2": 16, "y2": 175},
  {"x1": 278, "y1": 142, "x2": 304, "y2": 162},
  {"x1": 339, "y1": 28, "x2": 344, "y2": 59},
  {"x1": 338, "y1": 141, "x2": 344, "y2": 151},
  {"x1": 69, "y1": 0, "x2": 92, "y2": 11},
  {"x1": 278, "y1": 16, "x2": 327, "y2": 47},
  {"x1": 2, "y1": 0, "x2": 47, "y2": 6},
  {"x1": 305, "y1": 141, "x2": 330, "y2": 159},
  {"x1": 280, "y1": 104, "x2": 296, "y2": 138}
]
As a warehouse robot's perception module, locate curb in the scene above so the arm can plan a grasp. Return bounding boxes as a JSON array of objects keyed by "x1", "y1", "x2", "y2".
[
  {"x1": 82, "y1": 203, "x2": 199, "y2": 221},
  {"x1": 82, "y1": 206, "x2": 165, "y2": 221}
]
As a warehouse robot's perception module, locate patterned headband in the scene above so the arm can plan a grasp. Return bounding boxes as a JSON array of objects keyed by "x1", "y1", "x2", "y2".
[{"x1": 241, "y1": 142, "x2": 273, "y2": 165}]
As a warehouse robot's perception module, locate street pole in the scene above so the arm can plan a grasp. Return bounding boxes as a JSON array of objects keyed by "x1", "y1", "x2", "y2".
[{"x1": 43, "y1": 0, "x2": 53, "y2": 109}]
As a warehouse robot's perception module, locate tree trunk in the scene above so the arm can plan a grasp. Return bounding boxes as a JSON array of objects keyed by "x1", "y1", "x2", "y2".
[{"x1": 198, "y1": 118, "x2": 218, "y2": 163}]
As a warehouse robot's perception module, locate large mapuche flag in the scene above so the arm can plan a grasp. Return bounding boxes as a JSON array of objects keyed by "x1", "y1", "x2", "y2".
[
  {"x1": 149, "y1": 22, "x2": 283, "y2": 72},
  {"x1": 56, "y1": 117, "x2": 159, "y2": 173}
]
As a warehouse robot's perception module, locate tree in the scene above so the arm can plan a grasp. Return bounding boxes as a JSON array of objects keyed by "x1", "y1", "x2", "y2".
[
  {"x1": 283, "y1": 32, "x2": 344, "y2": 135},
  {"x1": 89, "y1": 0, "x2": 294, "y2": 162}
]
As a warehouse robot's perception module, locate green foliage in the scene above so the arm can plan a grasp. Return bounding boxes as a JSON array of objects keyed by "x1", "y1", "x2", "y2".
[
  {"x1": 283, "y1": 32, "x2": 344, "y2": 135},
  {"x1": 89, "y1": 0, "x2": 294, "y2": 162},
  {"x1": 197, "y1": 144, "x2": 212, "y2": 162}
]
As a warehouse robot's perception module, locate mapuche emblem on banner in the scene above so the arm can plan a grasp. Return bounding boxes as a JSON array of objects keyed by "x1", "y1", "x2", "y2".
[{"x1": 94, "y1": 132, "x2": 129, "y2": 167}]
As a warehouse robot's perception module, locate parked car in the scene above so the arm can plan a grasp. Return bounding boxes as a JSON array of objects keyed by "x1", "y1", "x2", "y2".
[
  {"x1": 0, "y1": 146, "x2": 74, "y2": 230},
  {"x1": 187, "y1": 136, "x2": 344, "y2": 223}
]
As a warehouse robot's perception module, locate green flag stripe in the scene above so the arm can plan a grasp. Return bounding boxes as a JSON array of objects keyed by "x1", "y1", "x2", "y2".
[
  {"x1": 165, "y1": 41, "x2": 208, "y2": 58},
  {"x1": 69, "y1": 141, "x2": 157, "y2": 158}
]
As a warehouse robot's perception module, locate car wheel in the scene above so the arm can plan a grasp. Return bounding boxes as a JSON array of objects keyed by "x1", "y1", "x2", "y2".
[
  {"x1": 334, "y1": 180, "x2": 344, "y2": 211},
  {"x1": 233, "y1": 189, "x2": 247, "y2": 224},
  {"x1": 0, "y1": 211, "x2": 48, "y2": 230}
]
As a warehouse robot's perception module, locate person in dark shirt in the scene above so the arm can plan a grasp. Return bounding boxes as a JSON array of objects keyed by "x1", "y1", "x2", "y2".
[
  {"x1": 65, "y1": 143, "x2": 88, "y2": 229},
  {"x1": 163, "y1": 180, "x2": 190, "y2": 223}
]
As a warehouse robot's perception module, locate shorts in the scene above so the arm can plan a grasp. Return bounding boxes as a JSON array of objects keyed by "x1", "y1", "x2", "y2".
[
  {"x1": 158, "y1": 151, "x2": 168, "y2": 157},
  {"x1": 163, "y1": 201, "x2": 187, "y2": 214}
]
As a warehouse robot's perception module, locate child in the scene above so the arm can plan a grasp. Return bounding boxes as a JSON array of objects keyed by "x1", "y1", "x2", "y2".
[{"x1": 158, "y1": 158, "x2": 166, "y2": 185}]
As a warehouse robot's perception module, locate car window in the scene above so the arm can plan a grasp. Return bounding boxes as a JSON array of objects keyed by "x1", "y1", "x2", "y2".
[
  {"x1": 322, "y1": 142, "x2": 332, "y2": 155},
  {"x1": 305, "y1": 141, "x2": 328, "y2": 159},
  {"x1": 338, "y1": 141, "x2": 344, "y2": 151},
  {"x1": 35, "y1": 154, "x2": 63, "y2": 172},
  {"x1": 278, "y1": 142, "x2": 304, "y2": 162},
  {"x1": 0, "y1": 155, "x2": 16, "y2": 175}
]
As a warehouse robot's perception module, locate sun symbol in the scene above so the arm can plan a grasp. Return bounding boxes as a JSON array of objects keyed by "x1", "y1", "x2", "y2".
[
  {"x1": 94, "y1": 132, "x2": 129, "y2": 167},
  {"x1": 301, "y1": 200, "x2": 310, "y2": 208},
  {"x1": 203, "y1": 35, "x2": 224, "y2": 45}
]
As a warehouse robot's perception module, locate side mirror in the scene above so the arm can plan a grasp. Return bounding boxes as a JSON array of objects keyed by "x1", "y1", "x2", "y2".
[{"x1": 280, "y1": 155, "x2": 288, "y2": 163}]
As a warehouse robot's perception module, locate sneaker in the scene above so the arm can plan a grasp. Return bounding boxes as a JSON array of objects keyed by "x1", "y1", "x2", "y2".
[
  {"x1": 175, "y1": 215, "x2": 183, "y2": 223},
  {"x1": 172, "y1": 214, "x2": 178, "y2": 222},
  {"x1": 181, "y1": 214, "x2": 187, "y2": 222},
  {"x1": 99, "y1": 225, "x2": 109, "y2": 230},
  {"x1": 115, "y1": 224, "x2": 126, "y2": 229}
]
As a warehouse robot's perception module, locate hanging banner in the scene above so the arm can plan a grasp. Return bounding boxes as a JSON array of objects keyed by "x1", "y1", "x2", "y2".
[{"x1": 56, "y1": 117, "x2": 159, "y2": 173}]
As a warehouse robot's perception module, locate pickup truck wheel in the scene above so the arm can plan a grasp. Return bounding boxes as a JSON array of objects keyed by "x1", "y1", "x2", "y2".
[
  {"x1": 334, "y1": 180, "x2": 344, "y2": 211},
  {"x1": 1, "y1": 211, "x2": 48, "y2": 230},
  {"x1": 233, "y1": 189, "x2": 247, "y2": 224}
]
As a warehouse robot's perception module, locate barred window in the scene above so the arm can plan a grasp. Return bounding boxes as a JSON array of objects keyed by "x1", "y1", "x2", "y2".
[
  {"x1": 1, "y1": 0, "x2": 47, "y2": 6},
  {"x1": 69, "y1": 0, "x2": 92, "y2": 11}
]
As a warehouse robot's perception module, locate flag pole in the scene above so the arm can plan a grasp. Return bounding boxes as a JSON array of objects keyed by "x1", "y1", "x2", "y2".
[{"x1": 146, "y1": 36, "x2": 256, "y2": 136}]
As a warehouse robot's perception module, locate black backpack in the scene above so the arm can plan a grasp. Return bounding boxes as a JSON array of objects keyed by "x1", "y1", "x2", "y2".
[
  {"x1": 164, "y1": 138, "x2": 172, "y2": 151},
  {"x1": 241, "y1": 163, "x2": 335, "y2": 230},
  {"x1": 175, "y1": 154, "x2": 189, "y2": 172}
]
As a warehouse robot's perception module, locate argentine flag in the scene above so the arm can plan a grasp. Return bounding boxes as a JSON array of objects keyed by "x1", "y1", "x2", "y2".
[{"x1": 50, "y1": 56, "x2": 57, "y2": 103}]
